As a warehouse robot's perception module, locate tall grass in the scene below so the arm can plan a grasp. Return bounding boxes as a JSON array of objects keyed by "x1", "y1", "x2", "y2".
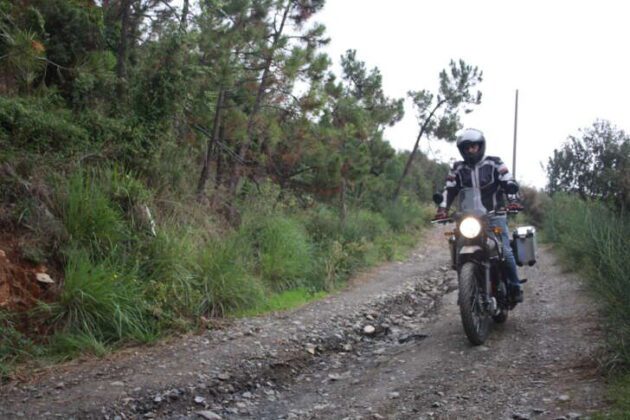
[
  {"x1": 61, "y1": 170, "x2": 129, "y2": 259},
  {"x1": 379, "y1": 199, "x2": 432, "y2": 233},
  {"x1": 341, "y1": 209, "x2": 391, "y2": 243},
  {"x1": 195, "y1": 237, "x2": 264, "y2": 317},
  {"x1": 139, "y1": 227, "x2": 199, "y2": 324},
  {"x1": 241, "y1": 214, "x2": 314, "y2": 292},
  {"x1": 0, "y1": 312, "x2": 41, "y2": 381},
  {"x1": 544, "y1": 194, "x2": 630, "y2": 369},
  {"x1": 42, "y1": 250, "x2": 156, "y2": 349}
]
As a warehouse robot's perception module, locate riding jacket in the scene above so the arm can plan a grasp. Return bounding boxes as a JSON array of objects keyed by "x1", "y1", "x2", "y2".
[{"x1": 439, "y1": 156, "x2": 518, "y2": 212}]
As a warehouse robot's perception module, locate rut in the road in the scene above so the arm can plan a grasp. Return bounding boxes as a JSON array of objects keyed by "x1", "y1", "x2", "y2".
[{"x1": 103, "y1": 263, "x2": 454, "y2": 418}]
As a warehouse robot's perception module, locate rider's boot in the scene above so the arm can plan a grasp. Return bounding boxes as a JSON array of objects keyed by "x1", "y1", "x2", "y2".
[{"x1": 510, "y1": 284, "x2": 524, "y2": 304}]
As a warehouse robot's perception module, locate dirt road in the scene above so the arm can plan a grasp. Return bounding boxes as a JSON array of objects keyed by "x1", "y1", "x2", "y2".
[{"x1": 0, "y1": 227, "x2": 608, "y2": 419}]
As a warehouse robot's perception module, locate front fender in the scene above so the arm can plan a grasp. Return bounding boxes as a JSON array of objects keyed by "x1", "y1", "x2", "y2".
[{"x1": 460, "y1": 245, "x2": 483, "y2": 254}]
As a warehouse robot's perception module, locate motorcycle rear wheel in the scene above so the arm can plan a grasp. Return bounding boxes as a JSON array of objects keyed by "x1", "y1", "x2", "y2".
[{"x1": 458, "y1": 262, "x2": 491, "y2": 345}]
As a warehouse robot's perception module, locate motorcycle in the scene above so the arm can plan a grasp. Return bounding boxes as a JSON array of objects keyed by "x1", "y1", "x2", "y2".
[{"x1": 431, "y1": 188, "x2": 529, "y2": 345}]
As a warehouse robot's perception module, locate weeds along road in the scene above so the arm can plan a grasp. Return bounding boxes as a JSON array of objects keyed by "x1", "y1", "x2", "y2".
[{"x1": 0, "y1": 227, "x2": 608, "y2": 419}]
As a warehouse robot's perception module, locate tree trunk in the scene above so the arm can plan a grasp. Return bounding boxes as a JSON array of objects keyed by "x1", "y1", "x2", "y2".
[
  {"x1": 227, "y1": 0, "x2": 293, "y2": 196},
  {"x1": 116, "y1": 0, "x2": 131, "y2": 97},
  {"x1": 180, "y1": 0, "x2": 190, "y2": 31},
  {"x1": 196, "y1": 88, "x2": 225, "y2": 200},
  {"x1": 214, "y1": 122, "x2": 226, "y2": 186},
  {"x1": 392, "y1": 100, "x2": 446, "y2": 201},
  {"x1": 339, "y1": 177, "x2": 348, "y2": 227}
]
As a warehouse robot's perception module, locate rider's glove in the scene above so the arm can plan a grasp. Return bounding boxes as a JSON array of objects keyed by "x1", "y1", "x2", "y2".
[
  {"x1": 432, "y1": 207, "x2": 449, "y2": 221},
  {"x1": 506, "y1": 202, "x2": 524, "y2": 212}
]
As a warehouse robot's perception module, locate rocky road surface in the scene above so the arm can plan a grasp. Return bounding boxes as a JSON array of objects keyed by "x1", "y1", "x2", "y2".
[{"x1": 0, "y1": 227, "x2": 608, "y2": 419}]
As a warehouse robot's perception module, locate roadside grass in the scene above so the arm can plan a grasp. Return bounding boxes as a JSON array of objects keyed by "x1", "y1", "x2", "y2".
[
  {"x1": 195, "y1": 236, "x2": 265, "y2": 317},
  {"x1": 543, "y1": 193, "x2": 630, "y2": 416},
  {"x1": 236, "y1": 288, "x2": 328, "y2": 318},
  {"x1": 240, "y1": 214, "x2": 314, "y2": 292},
  {"x1": 46, "y1": 332, "x2": 108, "y2": 360},
  {"x1": 0, "y1": 312, "x2": 42, "y2": 383},
  {"x1": 606, "y1": 374, "x2": 630, "y2": 419},
  {"x1": 38, "y1": 250, "x2": 158, "y2": 354},
  {"x1": 0, "y1": 169, "x2": 432, "y2": 375},
  {"x1": 139, "y1": 226, "x2": 200, "y2": 327}
]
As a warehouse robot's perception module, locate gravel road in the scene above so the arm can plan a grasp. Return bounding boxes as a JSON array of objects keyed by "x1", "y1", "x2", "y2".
[{"x1": 0, "y1": 227, "x2": 608, "y2": 419}]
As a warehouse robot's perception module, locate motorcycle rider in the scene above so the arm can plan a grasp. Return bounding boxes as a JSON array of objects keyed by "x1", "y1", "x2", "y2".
[{"x1": 433, "y1": 128, "x2": 524, "y2": 303}]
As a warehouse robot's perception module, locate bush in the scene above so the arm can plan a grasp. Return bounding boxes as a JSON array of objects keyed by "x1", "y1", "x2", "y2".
[
  {"x1": 0, "y1": 96, "x2": 89, "y2": 151},
  {"x1": 0, "y1": 312, "x2": 40, "y2": 381},
  {"x1": 60, "y1": 170, "x2": 128, "y2": 259},
  {"x1": 42, "y1": 250, "x2": 155, "y2": 348},
  {"x1": 195, "y1": 237, "x2": 264, "y2": 317},
  {"x1": 341, "y1": 209, "x2": 391, "y2": 243},
  {"x1": 307, "y1": 240, "x2": 347, "y2": 291},
  {"x1": 98, "y1": 165, "x2": 152, "y2": 213},
  {"x1": 139, "y1": 227, "x2": 199, "y2": 324},
  {"x1": 520, "y1": 186, "x2": 551, "y2": 226},
  {"x1": 46, "y1": 332, "x2": 107, "y2": 359},
  {"x1": 303, "y1": 205, "x2": 341, "y2": 242},
  {"x1": 241, "y1": 214, "x2": 313, "y2": 291},
  {"x1": 380, "y1": 199, "x2": 431, "y2": 232}
]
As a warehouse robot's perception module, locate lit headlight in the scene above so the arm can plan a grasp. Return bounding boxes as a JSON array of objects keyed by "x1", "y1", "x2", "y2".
[{"x1": 459, "y1": 217, "x2": 481, "y2": 238}]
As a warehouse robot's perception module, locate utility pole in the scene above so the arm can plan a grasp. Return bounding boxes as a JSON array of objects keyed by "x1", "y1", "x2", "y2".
[{"x1": 512, "y1": 89, "x2": 519, "y2": 177}]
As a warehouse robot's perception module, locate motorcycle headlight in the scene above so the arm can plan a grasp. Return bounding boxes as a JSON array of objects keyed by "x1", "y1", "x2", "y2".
[{"x1": 459, "y1": 217, "x2": 481, "y2": 239}]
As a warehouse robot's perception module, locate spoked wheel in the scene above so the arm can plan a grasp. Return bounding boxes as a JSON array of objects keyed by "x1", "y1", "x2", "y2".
[{"x1": 458, "y1": 262, "x2": 490, "y2": 345}]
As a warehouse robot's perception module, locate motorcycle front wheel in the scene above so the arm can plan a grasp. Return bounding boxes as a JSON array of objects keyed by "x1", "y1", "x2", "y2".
[
  {"x1": 492, "y1": 310, "x2": 508, "y2": 324},
  {"x1": 458, "y1": 262, "x2": 491, "y2": 345}
]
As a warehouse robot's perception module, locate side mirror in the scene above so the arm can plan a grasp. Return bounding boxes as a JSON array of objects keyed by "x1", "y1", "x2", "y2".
[{"x1": 432, "y1": 192, "x2": 443, "y2": 206}]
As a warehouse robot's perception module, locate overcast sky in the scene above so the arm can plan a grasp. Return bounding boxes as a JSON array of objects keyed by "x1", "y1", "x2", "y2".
[{"x1": 316, "y1": 0, "x2": 630, "y2": 188}]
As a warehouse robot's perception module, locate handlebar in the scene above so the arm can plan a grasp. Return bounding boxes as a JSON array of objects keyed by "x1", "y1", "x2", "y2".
[
  {"x1": 431, "y1": 208, "x2": 521, "y2": 225},
  {"x1": 431, "y1": 218, "x2": 453, "y2": 225}
]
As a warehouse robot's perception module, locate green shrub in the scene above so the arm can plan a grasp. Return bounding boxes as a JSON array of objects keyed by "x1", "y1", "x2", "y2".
[
  {"x1": 242, "y1": 214, "x2": 314, "y2": 292},
  {"x1": 195, "y1": 237, "x2": 264, "y2": 317},
  {"x1": 139, "y1": 227, "x2": 199, "y2": 323},
  {"x1": 0, "y1": 312, "x2": 40, "y2": 381},
  {"x1": 61, "y1": 171, "x2": 128, "y2": 259},
  {"x1": 0, "y1": 96, "x2": 89, "y2": 151},
  {"x1": 520, "y1": 186, "x2": 551, "y2": 226},
  {"x1": 341, "y1": 209, "x2": 390, "y2": 243},
  {"x1": 544, "y1": 194, "x2": 630, "y2": 368},
  {"x1": 374, "y1": 234, "x2": 396, "y2": 261},
  {"x1": 42, "y1": 250, "x2": 155, "y2": 348},
  {"x1": 303, "y1": 205, "x2": 341, "y2": 242},
  {"x1": 380, "y1": 199, "x2": 430, "y2": 232},
  {"x1": 46, "y1": 332, "x2": 107, "y2": 359},
  {"x1": 303, "y1": 241, "x2": 343, "y2": 292},
  {"x1": 99, "y1": 165, "x2": 152, "y2": 213}
]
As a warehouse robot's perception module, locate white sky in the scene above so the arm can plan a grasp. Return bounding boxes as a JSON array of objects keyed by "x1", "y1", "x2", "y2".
[{"x1": 316, "y1": 0, "x2": 630, "y2": 188}]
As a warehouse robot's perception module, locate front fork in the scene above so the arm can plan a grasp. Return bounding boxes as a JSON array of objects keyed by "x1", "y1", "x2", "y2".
[{"x1": 480, "y1": 262, "x2": 498, "y2": 315}]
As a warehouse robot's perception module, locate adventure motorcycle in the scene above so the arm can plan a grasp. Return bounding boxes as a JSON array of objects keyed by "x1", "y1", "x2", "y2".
[{"x1": 431, "y1": 188, "x2": 534, "y2": 345}]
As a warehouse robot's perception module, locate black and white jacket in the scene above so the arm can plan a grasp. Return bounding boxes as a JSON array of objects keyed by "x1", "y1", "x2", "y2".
[{"x1": 439, "y1": 156, "x2": 517, "y2": 212}]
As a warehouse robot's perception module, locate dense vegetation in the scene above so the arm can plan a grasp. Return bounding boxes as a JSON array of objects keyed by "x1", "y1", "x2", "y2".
[
  {"x1": 0, "y1": 0, "x2": 485, "y2": 376},
  {"x1": 547, "y1": 120, "x2": 629, "y2": 212},
  {"x1": 544, "y1": 122, "x2": 629, "y2": 415}
]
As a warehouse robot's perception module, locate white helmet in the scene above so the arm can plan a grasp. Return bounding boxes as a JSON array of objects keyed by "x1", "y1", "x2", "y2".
[{"x1": 456, "y1": 128, "x2": 486, "y2": 164}]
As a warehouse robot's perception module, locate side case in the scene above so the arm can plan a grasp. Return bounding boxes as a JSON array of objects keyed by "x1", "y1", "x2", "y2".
[{"x1": 512, "y1": 226, "x2": 537, "y2": 267}]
